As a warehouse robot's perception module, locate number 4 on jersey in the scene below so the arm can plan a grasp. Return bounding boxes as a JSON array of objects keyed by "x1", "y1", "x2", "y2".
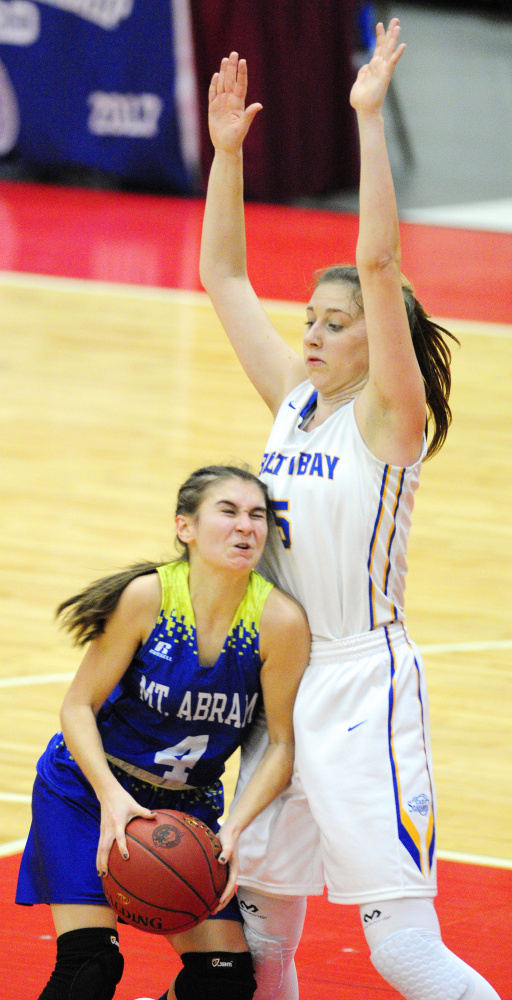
[{"x1": 154, "y1": 734, "x2": 209, "y2": 784}]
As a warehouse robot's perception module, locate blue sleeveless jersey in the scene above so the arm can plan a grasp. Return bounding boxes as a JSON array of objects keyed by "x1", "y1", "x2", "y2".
[{"x1": 97, "y1": 561, "x2": 273, "y2": 787}]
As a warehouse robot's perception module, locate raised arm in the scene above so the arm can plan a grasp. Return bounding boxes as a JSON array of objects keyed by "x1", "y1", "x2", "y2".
[
  {"x1": 215, "y1": 588, "x2": 310, "y2": 905},
  {"x1": 199, "y1": 52, "x2": 306, "y2": 415},
  {"x1": 352, "y1": 21, "x2": 426, "y2": 466},
  {"x1": 59, "y1": 575, "x2": 160, "y2": 875}
]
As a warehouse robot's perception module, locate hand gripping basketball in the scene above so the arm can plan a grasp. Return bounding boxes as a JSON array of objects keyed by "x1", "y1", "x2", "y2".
[{"x1": 102, "y1": 809, "x2": 228, "y2": 934}]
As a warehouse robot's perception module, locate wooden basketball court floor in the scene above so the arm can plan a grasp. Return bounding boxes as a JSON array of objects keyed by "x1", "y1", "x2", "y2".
[{"x1": 0, "y1": 180, "x2": 511, "y2": 996}]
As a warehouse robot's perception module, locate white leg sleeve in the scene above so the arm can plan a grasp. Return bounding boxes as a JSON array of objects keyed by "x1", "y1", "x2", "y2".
[
  {"x1": 360, "y1": 897, "x2": 501, "y2": 1000},
  {"x1": 237, "y1": 887, "x2": 307, "y2": 1000}
]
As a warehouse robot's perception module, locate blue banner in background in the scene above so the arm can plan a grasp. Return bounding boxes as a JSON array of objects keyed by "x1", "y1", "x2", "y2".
[{"x1": 0, "y1": 0, "x2": 199, "y2": 191}]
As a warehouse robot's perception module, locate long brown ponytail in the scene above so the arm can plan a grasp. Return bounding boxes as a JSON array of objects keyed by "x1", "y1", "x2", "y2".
[
  {"x1": 56, "y1": 561, "x2": 161, "y2": 646},
  {"x1": 56, "y1": 464, "x2": 271, "y2": 646},
  {"x1": 315, "y1": 265, "x2": 460, "y2": 458}
]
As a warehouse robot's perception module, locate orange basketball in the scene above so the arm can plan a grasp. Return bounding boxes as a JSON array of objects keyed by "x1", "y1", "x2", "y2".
[{"x1": 102, "y1": 809, "x2": 228, "y2": 935}]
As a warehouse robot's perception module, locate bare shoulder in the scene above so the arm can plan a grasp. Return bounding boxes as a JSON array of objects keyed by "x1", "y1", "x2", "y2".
[
  {"x1": 113, "y1": 571, "x2": 161, "y2": 632},
  {"x1": 260, "y1": 585, "x2": 310, "y2": 651}
]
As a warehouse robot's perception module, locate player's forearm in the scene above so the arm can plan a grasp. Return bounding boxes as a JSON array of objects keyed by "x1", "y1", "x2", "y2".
[
  {"x1": 199, "y1": 148, "x2": 248, "y2": 288},
  {"x1": 355, "y1": 111, "x2": 401, "y2": 274},
  {"x1": 224, "y1": 739, "x2": 294, "y2": 838}
]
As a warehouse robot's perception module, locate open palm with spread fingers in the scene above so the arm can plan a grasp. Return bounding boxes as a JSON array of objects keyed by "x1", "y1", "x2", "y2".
[
  {"x1": 208, "y1": 51, "x2": 262, "y2": 153},
  {"x1": 350, "y1": 18, "x2": 406, "y2": 116}
]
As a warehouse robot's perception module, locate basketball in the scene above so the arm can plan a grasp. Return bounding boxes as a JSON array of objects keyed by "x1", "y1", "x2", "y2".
[{"x1": 102, "y1": 809, "x2": 228, "y2": 935}]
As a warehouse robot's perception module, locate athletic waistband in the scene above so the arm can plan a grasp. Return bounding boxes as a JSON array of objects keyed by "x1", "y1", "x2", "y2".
[
  {"x1": 105, "y1": 753, "x2": 195, "y2": 790},
  {"x1": 309, "y1": 621, "x2": 410, "y2": 664}
]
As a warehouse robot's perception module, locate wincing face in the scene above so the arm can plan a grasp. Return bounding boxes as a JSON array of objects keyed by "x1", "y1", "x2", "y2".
[
  {"x1": 304, "y1": 282, "x2": 369, "y2": 393},
  {"x1": 176, "y1": 478, "x2": 269, "y2": 574}
]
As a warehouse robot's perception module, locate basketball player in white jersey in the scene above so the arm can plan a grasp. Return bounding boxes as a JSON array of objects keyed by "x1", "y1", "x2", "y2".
[{"x1": 199, "y1": 19, "x2": 502, "y2": 1000}]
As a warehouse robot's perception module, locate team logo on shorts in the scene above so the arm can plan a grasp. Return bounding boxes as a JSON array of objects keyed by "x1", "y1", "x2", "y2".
[
  {"x1": 152, "y1": 823, "x2": 183, "y2": 848},
  {"x1": 407, "y1": 793, "x2": 430, "y2": 816}
]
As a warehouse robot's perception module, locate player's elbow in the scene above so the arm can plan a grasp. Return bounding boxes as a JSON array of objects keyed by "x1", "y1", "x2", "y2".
[
  {"x1": 267, "y1": 737, "x2": 295, "y2": 786},
  {"x1": 198, "y1": 253, "x2": 216, "y2": 291},
  {"x1": 199, "y1": 252, "x2": 246, "y2": 292},
  {"x1": 356, "y1": 247, "x2": 401, "y2": 279}
]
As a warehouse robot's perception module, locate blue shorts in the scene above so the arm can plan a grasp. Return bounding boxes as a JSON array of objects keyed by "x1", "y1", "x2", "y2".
[{"x1": 16, "y1": 734, "x2": 241, "y2": 923}]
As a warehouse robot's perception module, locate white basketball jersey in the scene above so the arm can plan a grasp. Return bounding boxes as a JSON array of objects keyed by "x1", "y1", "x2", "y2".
[{"x1": 258, "y1": 381, "x2": 426, "y2": 640}]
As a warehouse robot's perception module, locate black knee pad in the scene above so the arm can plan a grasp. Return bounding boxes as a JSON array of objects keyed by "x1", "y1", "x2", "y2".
[
  {"x1": 39, "y1": 927, "x2": 124, "y2": 1000},
  {"x1": 174, "y1": 951, "x2": 256, "y2": 1000},
  {"x1": 69, "y1": 938, "x2": 124, "y2": 1000}
]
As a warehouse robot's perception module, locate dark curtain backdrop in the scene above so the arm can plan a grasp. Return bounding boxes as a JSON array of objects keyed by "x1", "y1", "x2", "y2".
[{"x1": 190, "y1": 0, "x2": 359, "y2": 201}]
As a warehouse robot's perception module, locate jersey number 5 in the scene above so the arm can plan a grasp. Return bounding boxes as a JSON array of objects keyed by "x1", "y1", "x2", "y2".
[
  {"x1": 154, "y1": 734, "x2": 209, "y2": 784},
  {"x1": 271, "y1": 499, "x2": 291, "y2": 549}
]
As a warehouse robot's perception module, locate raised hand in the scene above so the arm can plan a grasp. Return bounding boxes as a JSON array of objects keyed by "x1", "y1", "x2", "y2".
[
  {"x1": 208, "y1": 51, "x2": 262, "y2": 153},
  {"x1": 350, "y1": 18, "x2": 406, "y2": 116}
]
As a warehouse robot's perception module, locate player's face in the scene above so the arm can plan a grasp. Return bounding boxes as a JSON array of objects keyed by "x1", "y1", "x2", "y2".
[
  {"x1": 303, "y1": 282, "x2": 369, "y2": 391},
  {"x1": 179, "y1": 479, "x2": 268, "y2": 574}
]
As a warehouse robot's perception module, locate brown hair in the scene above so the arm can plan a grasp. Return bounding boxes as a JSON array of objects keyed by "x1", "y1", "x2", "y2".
[
  {"x1": 56, "y1": 464, "x2": 270, "y2": 646},
  {"x1": 314, "y1": 265, "x2": 460, "y2": 458}
]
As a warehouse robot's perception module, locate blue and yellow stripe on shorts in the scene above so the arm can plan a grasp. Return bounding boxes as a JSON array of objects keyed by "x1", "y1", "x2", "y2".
[{"x1": 384, "y1": 624, "x2": 436, "y2": 876}]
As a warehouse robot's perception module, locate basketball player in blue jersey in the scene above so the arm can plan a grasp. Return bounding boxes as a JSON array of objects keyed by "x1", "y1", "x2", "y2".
[
  {"x1": 199, "y1": 20, "x2": 502, "y2": 1000},
  {"x1": 16, "y1": 465, "x2": 310, "y2": 1000}
]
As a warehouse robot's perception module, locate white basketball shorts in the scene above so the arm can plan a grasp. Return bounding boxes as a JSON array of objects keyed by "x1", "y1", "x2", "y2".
[{"x1": 235, "y1": 622, "x2": 438, "y2": 904}]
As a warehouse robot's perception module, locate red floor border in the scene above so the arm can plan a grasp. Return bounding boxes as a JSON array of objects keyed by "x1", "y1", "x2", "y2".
[
  {"x1": 1, "y1": 853, "x2": 509, "y2": 999},
  {"x1": 0, "y1": 180, "x2": 510, "y2": 323}
]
